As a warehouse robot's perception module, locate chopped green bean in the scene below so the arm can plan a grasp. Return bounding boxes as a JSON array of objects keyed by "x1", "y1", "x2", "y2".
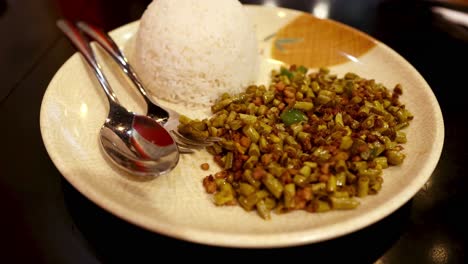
[
  {"x1": 262, "y1": 173, "x2": 284, "y2": 199},
  {"x1": 357, "y1": 176, "x2": 370, "y2": 197},
  {"x1": 284, "y1": 183, "x2": 296, "y2": 209},
  {"x1": 386, "y1": 150, "x2": 406, "y2": 165},
  {"x1": 293, "y1": 101, "x2": 314, "y2": 111},
  {"x1": 256, "y1": 199, "x2": 271, "y2": 220},
  {"x1": 330, "y1": 197, "x2": 360, "y2": 210},
  {"x1": 242, "y1": 125, "x2": 260, "y2": 143},
  {"x1": 310, "y1": 200, "x2": 331, "y2": 212}
]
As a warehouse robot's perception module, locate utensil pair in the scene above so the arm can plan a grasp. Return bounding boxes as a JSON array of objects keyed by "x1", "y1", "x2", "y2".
[
  {"x1": 57, "y1": 19, "x2": 180, "y2": 177},
  {"x1": 72, "y1": 21, "x2": 220, "y2": 153}
]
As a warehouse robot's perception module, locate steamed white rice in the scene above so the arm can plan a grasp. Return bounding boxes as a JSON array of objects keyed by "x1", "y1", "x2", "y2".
[{"x1": 133, "y1": 0, "x2": 259, "y2": 107}]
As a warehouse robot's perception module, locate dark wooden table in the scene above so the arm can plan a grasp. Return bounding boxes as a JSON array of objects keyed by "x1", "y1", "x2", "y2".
[{"x1": 1, "y1": 0, "x2": 466, "y2": 263}]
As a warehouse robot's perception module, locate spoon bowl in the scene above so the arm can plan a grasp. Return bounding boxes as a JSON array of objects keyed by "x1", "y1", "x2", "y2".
[{"x1": 57, "y1": 19, "x2": 179, "y2": 177}]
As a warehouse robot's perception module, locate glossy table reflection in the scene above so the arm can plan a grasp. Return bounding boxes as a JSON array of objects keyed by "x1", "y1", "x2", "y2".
[{"x1": 0, "y1": 0, "x2": 466, "y2": 263}]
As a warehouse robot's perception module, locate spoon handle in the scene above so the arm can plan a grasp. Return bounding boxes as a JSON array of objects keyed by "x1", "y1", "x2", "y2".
[
  {"x1": 76, "y1": 21, "x2": 171, "y2": 125},
  {"x1": 76, "y1": 21, "x2": 153, "y2": 104},
  {"x1": 56, "y1": 19, "x2": 120, "y2": 106}
]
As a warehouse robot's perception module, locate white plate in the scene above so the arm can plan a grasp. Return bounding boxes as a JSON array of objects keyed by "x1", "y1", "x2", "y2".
[{"x1": 40, "y1": 5, "x2": 444, "y2": 248}]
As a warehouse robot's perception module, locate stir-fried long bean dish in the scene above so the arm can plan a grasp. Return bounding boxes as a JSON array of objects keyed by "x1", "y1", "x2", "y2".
[{"x1": 178, "y1": 65, "x2": 413, "y2": 220}]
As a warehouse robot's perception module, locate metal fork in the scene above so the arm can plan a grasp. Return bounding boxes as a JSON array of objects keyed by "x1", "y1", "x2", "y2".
[{"x1": 76, "y1": 21, "x2": 220, "y2": 153}]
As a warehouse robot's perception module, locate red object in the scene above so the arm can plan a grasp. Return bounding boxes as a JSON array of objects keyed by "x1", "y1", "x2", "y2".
[{"x1": 132, "y1": 115, "x2": 174, "y2": 147}]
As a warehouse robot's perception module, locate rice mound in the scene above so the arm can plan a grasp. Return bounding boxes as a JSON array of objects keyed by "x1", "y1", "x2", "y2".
[{"x1": 133, "y1": 0, "x2": 259, "y2": 107}]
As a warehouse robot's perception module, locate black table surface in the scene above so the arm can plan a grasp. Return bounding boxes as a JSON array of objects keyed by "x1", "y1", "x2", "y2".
[{"x1": 1, "y1": 0, "x2": 467, "y2": 263}]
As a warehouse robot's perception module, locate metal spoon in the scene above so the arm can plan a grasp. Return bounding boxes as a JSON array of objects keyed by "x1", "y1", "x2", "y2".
[
  {"x1": 57, "y1": 19, "x2": 179, "y2": 177},
  {"x1": 75, "y1": 21, "x2": 221, "y2": 152}
]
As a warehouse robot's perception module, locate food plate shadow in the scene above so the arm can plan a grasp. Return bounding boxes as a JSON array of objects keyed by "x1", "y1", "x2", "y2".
[{"x1": 62, "y1": 178, "x2": 411, "y2": 262}]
